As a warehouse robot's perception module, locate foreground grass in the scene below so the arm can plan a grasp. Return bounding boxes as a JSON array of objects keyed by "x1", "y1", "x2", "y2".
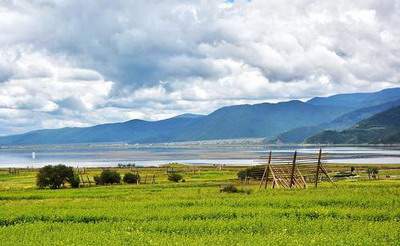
[{"x1": 0, "y1": 167, "x2": 399, "y2": 245}]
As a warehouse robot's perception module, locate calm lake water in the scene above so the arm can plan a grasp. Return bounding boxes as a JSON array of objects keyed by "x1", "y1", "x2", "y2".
[{"x1": 1, "y1": 144, "x2": 400, "y2": 168}]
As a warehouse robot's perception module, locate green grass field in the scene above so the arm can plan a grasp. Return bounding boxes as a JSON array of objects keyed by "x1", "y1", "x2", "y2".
[{"x1": 0, "y1": 165, "x2": 399, "y2": 245}]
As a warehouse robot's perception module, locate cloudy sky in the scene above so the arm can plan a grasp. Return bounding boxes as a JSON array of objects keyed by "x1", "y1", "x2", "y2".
[{"x1": 0, "y1": 0, "x2": 399, "y2": 135}]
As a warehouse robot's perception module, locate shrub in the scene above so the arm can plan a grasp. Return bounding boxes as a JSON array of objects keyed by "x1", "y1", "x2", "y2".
[
  {"x1": 220, "y1": 184, "x2": 238, "y2": 193},
  {"x1": 220, "y1": 184, "x2": 252, "y2": 194},
  {"x1": 367, "y1": 167, "x2": 379, "y2": 179},
  {"x1": 98, "y1": 170, "x2": 121, "y2": 184},
  {"x1": 123, "y1": 172, "x2": 140, "y2": 184},
  {"x1": 333, "y1": 171, "x2": 357, "y2": 178},
  {"x1": 168, "y1": 173, "x2": 183, "y2": 182},
  {"x1": 36, "y1": 165, "x2": 79, "y2": 189},
  {"x1": 69, "y1": 174, "x2": 80, "y2": 188},
  {"x1": 93, "y1": 175, "x2": 103, "y2": 185}
]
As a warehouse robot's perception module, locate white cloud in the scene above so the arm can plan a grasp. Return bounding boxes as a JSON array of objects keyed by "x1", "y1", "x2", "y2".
[{"x1": 0, "y1": 0, "x2": 399, "y2": 135}]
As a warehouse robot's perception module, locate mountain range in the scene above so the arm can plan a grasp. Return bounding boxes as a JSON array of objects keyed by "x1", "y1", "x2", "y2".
[
  {"x1": 1, "y1": 87, "x2": 400, "y2": 145},
  {"x1": 306, "y1": 105, "x2": 400, "y2": 144},
  {"x1": 270, "y1": 97, "x2": 400, "y2": 143}
]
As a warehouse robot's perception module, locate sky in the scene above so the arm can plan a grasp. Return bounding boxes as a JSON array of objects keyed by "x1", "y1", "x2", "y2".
[{"x1": 0, "y1": 0, "x2": 399, "y2": 136}]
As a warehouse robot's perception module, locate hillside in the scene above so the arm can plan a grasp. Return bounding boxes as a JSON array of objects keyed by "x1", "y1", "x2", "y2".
[
  {"x1": 0, "y1": 114, "x2": 203, "y2": 145},
  {"x1": 307, "y1": 87, "x2": 400, "y2": 109},
  {"x1": 0, "y1": 101, "x2": 347, "y2": 145},
  {"x1": 173, "y1": 100, "x2": 346, "y2": 141},
  {"x1": 306, "y1": 106, "x2": 400, "y2": 144},
  {"x1": 269, "y1": 98, "x2": 400, "y2": 143}
]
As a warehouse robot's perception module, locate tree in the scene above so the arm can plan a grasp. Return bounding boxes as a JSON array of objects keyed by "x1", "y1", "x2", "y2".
[
  {"x1": 94, "y1": 170, "x2": 121, "y2": 185},
  {"x1": 367, "y1": 167, "x2": 379, "y2": 179},
  {"x1": 37, "y1": 165, "x2": 80, "y2": 189},
  {"x1": 69, "y1": 174, "x2": 81, "y2": 188},
  {"x1": 123, "y1": 172, "x2": 140, "y2": 184}
]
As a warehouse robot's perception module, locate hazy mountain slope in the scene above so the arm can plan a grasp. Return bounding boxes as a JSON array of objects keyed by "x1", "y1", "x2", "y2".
[
  {"x1": 0, "y1": 114, "x2": 203, "y2": 145},
  {"x1": 307, "y1": 87, "x2": 400, "y2": 109},
  {"x1": 324, "y1": 99, "x2": 400, "y2": 130},
  {"x1": 0, "y1": 101, "x2": 347, "y2": 145},
  {"x1": 267, "y1": 126, "x2": 324, "y2": 144},
  {"x1": 270, "y1": 98, "x2": 400, "y2": 143},
  {"x1": 306, "y1": 106, "x2": 400, "y2": 144},
  {"x1": 172, "y1": 100, "x2": 347, "y2": 141}
]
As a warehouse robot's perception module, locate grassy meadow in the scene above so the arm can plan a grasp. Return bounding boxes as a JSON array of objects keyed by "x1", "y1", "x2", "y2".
[{"x1": 0, "y1": 165, "x2": 399, "y2": 245}]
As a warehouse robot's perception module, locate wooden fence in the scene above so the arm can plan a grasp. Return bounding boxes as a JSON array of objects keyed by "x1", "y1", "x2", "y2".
[{"x1": 258, "y1": 149, "x2": 333, "y2": 189}]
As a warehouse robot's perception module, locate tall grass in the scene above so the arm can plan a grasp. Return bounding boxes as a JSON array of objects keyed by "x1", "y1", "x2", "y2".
[{"x1": 0, "y1": 168, "x2": 399, "y2": 245}]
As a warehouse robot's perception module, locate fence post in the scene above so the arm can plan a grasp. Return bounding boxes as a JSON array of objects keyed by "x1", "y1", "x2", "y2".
[
  {"x1": 315, "y1": 148, "x2": 322, "y2": 188},
  {"x1": 260, "y1": 151, "x2": 272, "y2": 189},
  {"x1": 265, "y1": 151, "x2": 272, "y2": 188},
  {"x1": 289, "y1": 151, "x2": 297, "y2": 188}
]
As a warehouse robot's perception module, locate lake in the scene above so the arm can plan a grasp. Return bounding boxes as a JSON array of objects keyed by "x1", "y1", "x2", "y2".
[{"x1": 1, "y1": 144, "x2": 400, "y2": 168}]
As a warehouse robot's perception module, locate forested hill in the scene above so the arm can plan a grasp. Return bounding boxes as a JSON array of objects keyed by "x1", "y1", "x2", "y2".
[{"x1": 306, "y1": 106, "x2": 400, "y2": 144}]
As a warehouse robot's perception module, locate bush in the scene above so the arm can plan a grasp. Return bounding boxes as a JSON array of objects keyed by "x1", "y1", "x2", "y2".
[
  {"x1": 69, "y1": 174, "x2": 80, "y2": 188},
  {"x1": 367, "y1": 167, "x2": 379, "y2": 179},
  {"x1": 93, "y1": 175, "x2": 103, "y2": 185},
  {"x1": 333, "y1": 171, "x2": 357, "y2": 178},
  {"x1": 123, "y1": 172, "x2": 140, "y2": 184},
  {"x1": 96, "y1": 170, "x2": 121, "y2": 185},
  {"x1": 220, "y1": 184, "x2": 252, "y2": 194},
  {"x1": 36, "y1": 165, "x2": 79, "y2": 189},
  {"x1": 168, "y1": 173, "x2": 183, "y2": 182},
  {"x1": 220, "y1": 184, "x2": 238, "y2": 193}
]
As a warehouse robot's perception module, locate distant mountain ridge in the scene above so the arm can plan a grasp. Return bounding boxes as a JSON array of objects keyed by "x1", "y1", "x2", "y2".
[
  {"x1": 306, "y1": 105, "x2": 400, "y2": 144},
  {"x1": 307, "y1": 87, "x2": 400, "y2": 108},
  {"x1": 0, "y1": 101, "x2": 347, "y2": 145},
  {"x1": 1, "y1": 87, "x2": 400, "y2": 146},
  {"x1": 269, "y1": 89, "x2": 400, "y2": 144}
]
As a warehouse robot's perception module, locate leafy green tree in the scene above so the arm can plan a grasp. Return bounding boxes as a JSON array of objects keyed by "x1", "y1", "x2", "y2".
[
  {"x1": 69, "y1": 173, "x2": 81, "y2": 188},
  {"x1": 94, "y1": 170, "x2": 121, "y2": 185},
  {"x1": 367, "y1": 167, "x2": 379, "y2": 179},
  {"x1": 123, "y1": 172, "x2": 140, "y2": 184},
  {"x1": 37, "y1": 165, "x2": 79, "y2": 189}
]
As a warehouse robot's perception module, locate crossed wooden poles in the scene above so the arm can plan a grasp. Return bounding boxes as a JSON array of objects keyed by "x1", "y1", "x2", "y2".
[{"x1": 259, "y1": 149, "x2": 333, "y2": 189}]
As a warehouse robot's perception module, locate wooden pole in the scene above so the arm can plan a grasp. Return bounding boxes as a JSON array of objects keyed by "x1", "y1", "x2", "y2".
[
  {"x1": 264, "y1": 151, "x2": 272, "y2": 188},
  {"x1": 270, "y1": 166, "x2": 278, "y2": 188},
  {"x1": 259, "y1": 151, "x2": 272, "y2": 189},
  {"x1": 264, "y1": 164, "x2": 271, "y2": 189},
  {"x1": 289, "y1": 151, "x2": 297, "y2": 188},
  {"x1": 315, "y1": 148, "x2": 322, "y2": 188},
  {"x1": 296, "y1": 166, "x2": 307, "y2": 188},
  {"x1": 86, "y1": 175, "x2": 91, "y2": 186},
  {"x1": 320, "y1": 166, "x2": 334, "y2": 184}
]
